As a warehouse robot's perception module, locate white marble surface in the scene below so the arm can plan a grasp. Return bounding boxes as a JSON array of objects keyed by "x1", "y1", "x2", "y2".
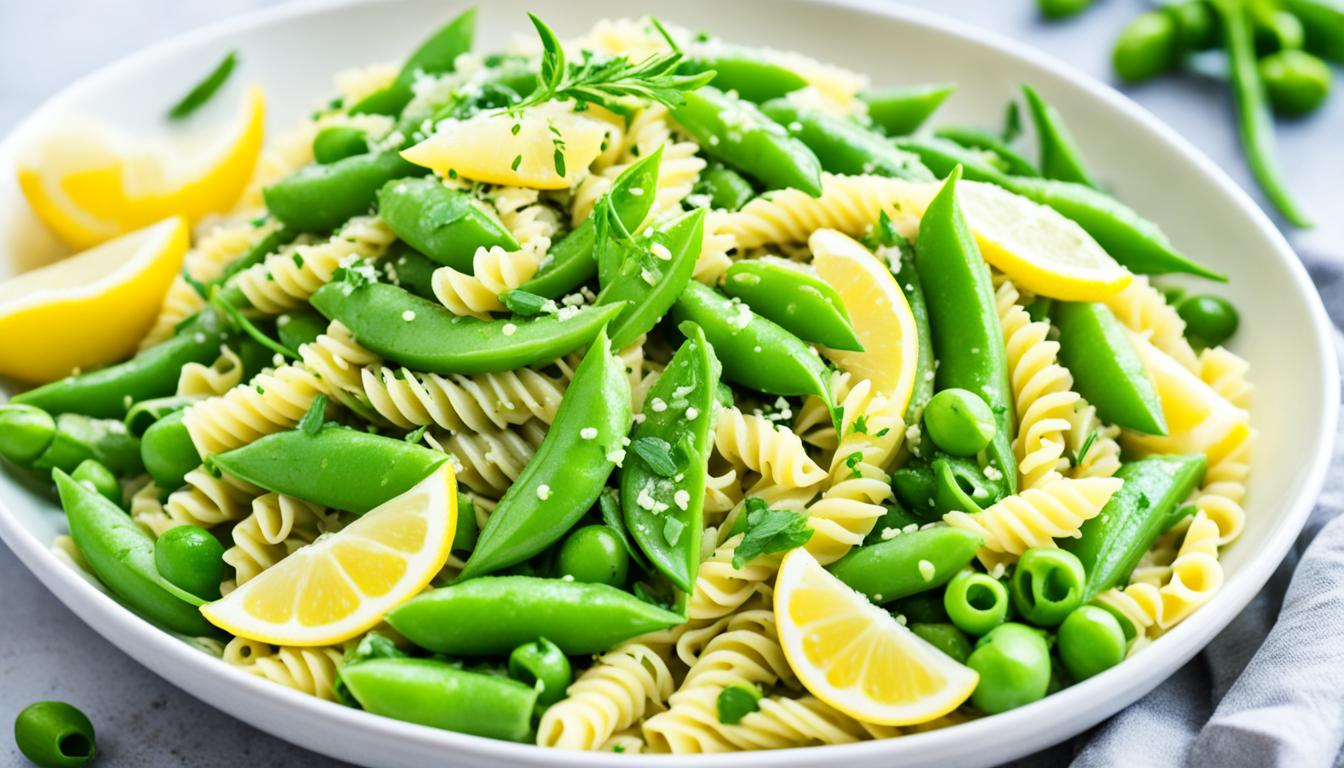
[{"x1": 0, "y1": 1, "x2": 1339, "y2": 765}]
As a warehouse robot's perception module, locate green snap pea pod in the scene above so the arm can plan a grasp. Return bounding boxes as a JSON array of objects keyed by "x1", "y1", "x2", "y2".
[
  {"x1": 694, "y1": 164, "x2": 756, "y2": 211},
  {"x1": 380, "y1": 243, "x2": 439, "y2": 300},
  {"x1": 1009, "y1": 547, "x2": 1087, "y2": 627},
  {"x1": 1022, "y1": 85, "x2": 1096, "y2": 188},
  {"x1": 340, "y1": 657, "x2": 536, "y2": 743},
  {"x1": 387, "y1": 576, "x2": 685, "y2": 655},
  {"x1": 860, "y1": 83, "x2": 956, "y2": 136},
  {"x1": 1058, "y1": 605, "x2": 1127, "y2": 680},
  {"x1": 681, "y1": 49, "x2": 807, "y2": 102},
  {"x1": 349, "y1": 8, "x2": 476, "y2": 116},
  {"x1": 924, "y1": 389, "x2": 998, "y2": 457},
  {"x1": 916, "y1": 167, "x2": 1017, "y2": 494},
  {"x1": 53, "y1": 470, "x2": 213, "y2": 635},
  {"x1": 944, "y1": 569, "x2": 1010, "y2": 636},
  {"x1": 596, "y1": 208, "x2": 706, "y2": 349},
  {"x1": 264, "y1": 150, "x2": 426, "y2": 233},
  {"x1": 1053, "y1": 302, "x2": 1166, "y2": 434},
  {"x1": 671, "y1": 86, "x2": 823, "y2": 196},
  {"x1": 310, "y1": 281, "x2": 625, "y2": 375},
  {"x1": 721, "y1": 258, "x2": 862, "y2": 351},
  {"x1": 508, "y1": 637, "x2": 572, "y2": 707},
  {"x1": 140, "y1": 410, "x2": 201, "y2": 491},
  {"x1": 1063, "y1": 454, "x2": 1207, "y2": 599},
  {"x1": 0, "y1": 406, "x2": 143, "y2": 476},
  {"x1": 376, "y1": 176, "x2": 518, "y2": 271},
  {"x1": 932, "y1": 456, "x2": 1004, "y2": 515},
  {"x1": 0, "y1": 404, "x2": 58, "y2": 467},
  {"x1": 459, "y1": 330, "x2": 632, "y2": 578},
  {"x1": 966, "y1": 622, "x2": 1051, "y2": 714},
  {"x1": 892, "y1": 465, "x2": 937, "y2": 517},
  {"x1": 1214, "y1": 0, "x2": 1313, "y2": 227},
  {"x1": 910, "y1": 622, "x2": 972, "y2": 664},
  {"x1": 862, "y1": 503, "x2": 922, "y2": 546},
  {"x1": 893, "y1": 591, "x2": 949, "y2": 624},
  {"x1": 275, "y1": 308, "x2": 329, "y2": 351},
  {"x1": 517, "y1": 148, "x2": 663, "y2": 299},
  {"x1": 211, "y1": 426, "x2": 445, "y2": 515},
  {"x1": 760, "y1": 100, "x2": 933, "y2": 181},
  {"x1": 621, "y1": 324, "x2": 722, "y2": 592},
  {"x1": 671, "y1": 281, "x2": 835, "y2": 414},
  {"x1": 72, "y1": 459, "x2": 120, "y2": 505},
  {"x1": 12, "y1": 310, "x2": 231, "y2": 419},
  {"x1": 890, "y1": 241, "x2": 936, "y2": 426},
  {"x1": 216, "y1": 225, "x2": 299, "y2": 285},
  {"x1": 14, "y1": 701, "x2": 96, "y2": 768},
  {"x1": 931, "y1": 126, "x2": 1039, "y2": 178},
  {"x1": 1285, "y1": 0, "x2": 1344, "y2": 62},
  {"x1": 123, "y1": 396, "x2": 196, "y2": 437},
  {"x1": 312, "y1": 126, "x2": 369, "y2": 164},
  {"x1": 894, "y1": 136, "x2": 1013, "y2": 184},
  {"x1": 828, "y1": 527, "x2": 983, "y2": 604}
]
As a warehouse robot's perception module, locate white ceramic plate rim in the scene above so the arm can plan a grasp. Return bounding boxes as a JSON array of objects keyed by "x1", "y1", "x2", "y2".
[{"x1": 0, "y1": 0, "x2": 1336, "y2": 766}]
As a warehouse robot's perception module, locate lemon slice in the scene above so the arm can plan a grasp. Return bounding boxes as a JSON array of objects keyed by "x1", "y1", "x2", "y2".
[
  {"x1": 202, "y1": 463, "x2": 457, "y2": 646},
  {"x1": 0, "y1": 217, "x2": 189, "y2": 383},
  {"x1": 18, "y1": 86, "x2": 265, "y2": 249},
  {"x1": 401, "y1": 100, "x2": 616, "y2": 189},
  {"x1": 775, "y1": 548, "x2": 978, "y2": 725},
  {"x1": 810, "y1": 228, "x2": 919, "y2": 414}
]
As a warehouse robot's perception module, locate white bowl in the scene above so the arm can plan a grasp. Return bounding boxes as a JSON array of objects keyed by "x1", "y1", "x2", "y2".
[{"x1": 0, "y1": 1, "x2": 1335, "y2": 766}]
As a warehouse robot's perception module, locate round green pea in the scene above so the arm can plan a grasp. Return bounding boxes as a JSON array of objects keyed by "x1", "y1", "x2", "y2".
[
  {"x1": 0, "y1": 404, "x2": 56, "y2": 467},
  {"x1": 923, "y1": 389, "x2": 997, "y2": 457},
  {"x1": 967, "y1": 623, "x2": 1052, "y2": 714},
  {"x1": 1009, "y1": 547, "x2": 1086, "y2": 627},
  {"x1": 71, "y1": 459, "x2": 120, "y2": 506},
  {"x1": 154, "y1": 525, "x2": 226, "y2": 601},
  {"x1": 1176, "y1": 294, "x2": 1240, "y2": 347},
  {"x1": 1113, "y1": 11, "x2": 1177, "y2": 84},
  {"x1": 1038, "y1": 0, "x2": 1093, "y2": 20},
  {"x1": 507, "y1": 637, "x2": 572, "y2": 707},
  {"x1": 943, "y1": 570, "x2": 1009, "y2": 637},
  {"x1": 556, "y1": 525, "x2": 629, "y2": 587},
  {"x1": 312, "y1": 126, "x2": 370, "y2": 164},
  {"x1": 910, "y1": 622, "x2": 972, "y2": 664},
  {"x1": 1058, "y1": 605, "x2": 1128, "y2": 681},
  {"x1": 1259, "y1": 50, "x2": 1332, "y2": 116},
  {"x1": 14, "y1": 701, "x2": 95, "y2": 768}
]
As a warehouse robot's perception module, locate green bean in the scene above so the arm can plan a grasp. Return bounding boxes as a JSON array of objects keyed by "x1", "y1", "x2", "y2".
[
  {"x1": 860, "y1": 84, "x2": 956, "y2": 136},
  {"x1": 376, "y1": 176, "x2": 519, "y2": 271},
  {"x1": 722, "y1": 258, "x2": 863, "y2": 351},
  {"x1": 761, "y1": 99, "x2": 933, "y2": 180},
  {"x1": 349, "y1": 8, "x2": 476, "y2": 116},
  {"x1": 829, "y1": 527, "x2": 983, "y2": 604},
  {"x1": 1053, "y1": 301, "x2": 1166, "y2": 434},
  {"x1": 1039, "y1": 0, "x2": 1095, "y2": 20},
  {"x1": 167, "y1": 51, "x2": 237, "y2": 121},
  {"x1": 13, "y1": 701, "x2": 96, "y2": 768},
  {"x1": 596, "y1": 208, "x2": 707, "y2": 349},
  {"x1": 0, "y1": 404, "x2": 57, "y2": 467},
  {"x1": 891, "y1": 465, "x2": 937, "y2": 517},
  {"x1": 861, "y1": 503, "x2": 923, "y2": 546},
  {"x1": 312, "y1": 126, "x2": 369, "y2": 164},
  {"x1": 932, "y1": 126, "x2": 1040, "y2": 177},
  {"x1": 1022, "y1": 85, "x2": 1096, "y2": 187},
  {"x1": 1009, "y1": 547, "x2": 1086, "y2": 627},
  {"x1": 888, "y1": 237, "x2": 936, "y2": 427},
  {"x1": 681, "y1": 49, "x2": 808, "y2": 102}
]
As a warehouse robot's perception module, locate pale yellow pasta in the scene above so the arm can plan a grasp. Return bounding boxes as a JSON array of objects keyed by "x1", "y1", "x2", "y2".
[
  {"x1": 1195, "y1": 426, "x2": 1254, "y2": 546},
  {"x1": 362, "y1": 365, "x2": 566, "y2": 433},
  {"x1": 176, "y1": 346, "x2": 245, "y2": 398},
  {"x1": 1157, "y1": 511, "x2": 1224, "y2": 628},
  {"x1": 231, "y1": 216, "x2": 395, "y2": 314},
  {"x1": 714, "y1": 407, "x2": 827, "y2": 489},
  {"x1": 298, "y1": 321, "x2": 382, "y2": 418},
  {"x1": 1065, "y1": 402, "x2": 1123, "y2": 480},
  {"x1": 572, "y1": 105, "x2": 706, "y2": 225},
  {"x1": 142, "y1": 221, "x2": 263, "y2": 349},
  {"x1": 1103, "y1": 275, "x2": 1199, "y2": 371},
  {"x1": 135, "y1": 468, "x2": 260, "y2": 536},
  {"x1": 222, "y1": 637, "x2": 346, "y2": 701},
  {"x1": 1198, "y1": 345, "x2": 1254, "y2": 411},
  {"x1": 722, "y1": 174, "x2": 918, "y2": 249},
  {"x1": 222, "y1": 493, "x2": 339, "y2": 587},
  {"x1": 183, "y1": 364, "x2": 325, "y2": 456},
  {"x1": 431, "y1": 245, "x2": 544, "y2": 318},
  {"x1": 644, "y1": 689, "x2": 867, "y2": 753},
  {"x1": 333, "y1": 62, "x2": 398, "y2": 104},
  {"x1": 537, "y1": 643, "x2": 675, "y2": 750},
  {"x1": 438, "y1": 421, "x2": 549, "y2": 498}
]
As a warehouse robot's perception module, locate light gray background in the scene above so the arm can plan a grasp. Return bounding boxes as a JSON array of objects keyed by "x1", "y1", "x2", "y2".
[{"x1": 0, "y1": 1, "x2": 1339, "y2": 766}]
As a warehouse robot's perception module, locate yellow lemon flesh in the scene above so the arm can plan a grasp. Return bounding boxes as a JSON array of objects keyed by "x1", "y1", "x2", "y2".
[
  {"x1": 775, "y1": 548, "x2": 979, "y2": 725},
  {"x1": 18, "y1": 86, "x2": 265, "y2": 249},
  {"x1": 201, "y1": 463, "x2": 457, "y2": 646},
  {"x1": 0, "y1": 217, "x2": 189, "y2": 383}
]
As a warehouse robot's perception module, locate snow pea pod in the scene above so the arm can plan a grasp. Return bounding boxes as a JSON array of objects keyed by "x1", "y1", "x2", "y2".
[
  {"x1": 681, "y1": 49, "x2": 807, "y2": 102},
  {"x1": 124, "y1": 396, "x2": 197, "y2": 437},
  {"x1": 670, "y1": 281, "x2": 835, "y2": 413},
  {"x1": 264, "y1": 150, "x2": 426, "y2": 233},
  {"x1": 376, "y1": 176, "x2": 518, "y2": 272},
  {"x1": 140, "y1": 410, "x2": 200, "y2": 490},
  {"x1": 1053, "y1": 302, "x2": 1166, "y2": 435},
  {"x1": 722, "y1": 258, "x2": 862, "y2": 351},
  {"x1": 340, "y1": 657, "x2": 536, "y2": 743},
  {"x1": 761, "y1": 99, "x2": 933, "y2": 181},
  {"x1": 348, "y1": 8, "x2": 476, "y2": 116},
  {"x1": 621, "y1": 323, "x2": 721, "y2": 592},
  {"x1": 0, "y1": 406, "x2": 142, "y2": 477},
  {"x1": 916, "y1": 167, "x2": 1017, "y2": 494},
  {"x1": 860, "y1": 83, "x2": 955, "y2": 136},
  {"x1": 596, "y1": 208, "x2": 706, "y2": 349},
  {"x1": 518, "y1": 148, "x2": 662, "y2": 299},
  {"x1": 1022, "y1": 85, "x2": 1096, "y2": 187},
  {"x1": 12, "y1": 310, "x2": 231, "y2": 419},
  {"x1": 1285, "y1": 0, "x2": 1344, "y2": 62},
  {"x1": 380, "y1": 243, "x2": 439, "y2": 300},
  {"x1": 1063, "y1": 454, "x2": 1207, "y2": 600},
  {"x1": 694, "y1": 164, "x2": 755, "y2": 211},
  {"x1": 889, "y1": 239, "x2": 936, "y2": 426},
  {"x1": 211, "y1": 426, "x2": 445, "y2": 515},
  {"x1": 309, "y1": 280, "x2": 625, "y2": 375},
  {"x1": 931, "y1": 126, "x2": 1039, "y2": 177},
  {"x1": 671, "y1": 86, "x2": 823, "y2": 196},
  {"x1": 387, "y1": 576, "x2": 685, "y2": 655},
  {"x1": 312, "y1": 126, "x2": 368, "y2": 164},
  {"x1": 829, "y1": 527, "x2": 983, "y2": 604},
  {"x1": 53, "y1": 469, "x2": 213, "y2": 635},
  {"x1": 458, "y1": 330, "x2": 632, "y2": 578}
]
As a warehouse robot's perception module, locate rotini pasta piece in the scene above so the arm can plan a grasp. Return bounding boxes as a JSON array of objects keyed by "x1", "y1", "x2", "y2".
[
  {"x1": 687, "y1": 532, "x2": 779, "y2": 622},
  {"x1": 234, "y1": 118, "x2": 319, "y2": 214},
  {"x1": 703, "y1": 467, "x2": 744, "y2": 523},
  {"x1": 142, "y1": 221, "x2": 263, "y2": 349},
  {"x1": 222, "y1": 637, "x2": 346, "y2": 701},
  {"x1": 714, "y1": 408, "x2": 827, "y2": 490},
  {"x1": 232, "y1": 216, "x2": 395, "y2": 314},
  {"x1": 222, "y1": 493, "x2": 340, "y2": 586},
  {"x1": 362, "y1": 365, "x2": 566, "y2": 433},
  {"x1": 50, "y1": 534, "x2": 90, "y2": 575},
  {"x1": 677, "y1": 609, "x2": 795, "y2": 692},
  {"x1": 643, "y1": 689, "x2": 867, "y2": 753},
  {"x1": 1064, "y1": 402, "x2": 1123, "y2": 480},
  {"x1": 183, "y1": 364, "x2": 325, "y2": 456},
  {"x1": 439, "y1": 421, "x2": 549, "y2": 498},
  {"x1": 490, "y1": 185, "x2": 561, "y2": 258},
  {"x1": 694, "y1": 213, "x2": 737, "y2": 285},
  {"x1": 794, "y1": 371, "x2": 853, "y2": 453},
  {"x1": 1094, "y1": 582, "x2": 1164, "y2": 644},
  {"x1": 135, "y1": 468, "x2": 260, "y2": 536},
  {"x1": 1102, "y1": 275, "x2": 1199, "y2": 372},
  {"x1": 757, "y1": 47, "x2": 869, "y2": 116},
  {"x1": 431, "y1": 245, "x2": 544, "y2": 318},
  {"x1": 600, "y1": 730, "x2": 646, "y2": 754},
  {"x1": 333, "y1": 62, "x2": 398, "y2": 104},
  {"x1": 722, "y1": 174, "x2": 920, "y2": 249},
  {"x1": 176, "y1": 346, "x2": 245, "y2": 398},
  {"x1": 943, "y1": 476, "x2": 1124, "y2": 572},
  {"x1": 570, "y1": 17, "x2": 679, "y2": 61},
  {"x1": 536, "y1": 643, "x2": 675, "y2": 750},
  {"x1": 298, "y1": 322, "x2": 382, "y2": 418},
  {"x1": 1198, "y1": 345, "x2": 1254, "y2": 411},
  {"x1": 1157, "y1": 511, "x2": 1224, "y2": 628},
  {"x1": 1195, "y1": 426, "x2": 1254, "y2": 546}
]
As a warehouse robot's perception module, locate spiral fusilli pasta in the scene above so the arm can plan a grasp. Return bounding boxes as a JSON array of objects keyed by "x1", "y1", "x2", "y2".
[
  {"x1": 231, "y1": 216, "x2": 395, "y2": 314},
  {"x1": 714, "y1": 408, "x2": 827, "y2": 490},
  {"x1": 183, "y1": 364, "x2": 326, "y2": 456},
  {"x1": 222, "y1": 637, "x2": 347, "y2": 701},
  {"x1": 223, "y1": 493, "x2": 340, "y2": 587},
  {"x1": 362, "y1": 365, "x2": 566, "y2": 433},
  {"x1": 177, "y1": 346, "x2": 245, "y2": 398},
  {"x1": 142, "y1": 221, "x2": 263, "y2": 349},
  {"x1": 135, "y1": 468, "x2": 260, "y2": 537},
  {"x1": 537, "y1": 643, "x2": 675, "y2": 750}
]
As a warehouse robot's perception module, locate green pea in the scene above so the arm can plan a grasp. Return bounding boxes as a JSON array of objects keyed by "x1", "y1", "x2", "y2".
[
  {"x1": 1176, "y1": 294, "x2": 1240, "y2": 347},
  {"x1": 557, "y1": 525, "x2": 630, "y2": 587},
  {"x1": 1254, "y1": 8, "x2": 1306, "y2": 53},
  {"x1": 140, "y1": 410, "x2": 201, "y2": 491},
  {"x1": 1166, "y1": 1, "x2": 1220, "y2": 53},
  {"x1": 923, "y1": 388, "x2": 997, "y2": 457},
  {"x1": 1058, "y1": 605, "x2": 1127, "y2": 681},
  {"x1": 943, "y1": 570, "x2": 1009, "y2": 636},
  {"x1": 508, "y1": 637, "x2": 572, "y2": 707},
  {"x1": 123, "y1": 395, "x2": 197, "y2": 437},
  {"x1": 349, "y1": 8, "x2": 476, "y2": 117},
  {"x1": 1009, "y1": 547, "x2": 1086, "y2": 627},
  {"x1": 1259, "y1": 49, "x2": 1333, "y2": 116},
  {"x1": 71, "y1": 459, "x2": 120, "y2": 506},
  {"x1": 154, "y1": 525, "x2": 226, "y2": 601},
  {"x1": 1113, "y1": 11, "x2": 1178, "y2": 83},
  {"x1": 1038, "y1": 0, "x2": 1094, "y2": 21},
  {"x1": 0, "y1": 404, "x2": 57, "y2": 466},
  {"x1": 966, "y1": 622, "x2": 1052, "y2": 714},
  {"x1": 910, "y1": 622, "x2": 972, "y2": 664},
  {"x1": 14, "y1": 701, "x2": 95, "y2": 768},
  {"x1": 312, "y1": 126, "x2": 369, "y2": 164}
]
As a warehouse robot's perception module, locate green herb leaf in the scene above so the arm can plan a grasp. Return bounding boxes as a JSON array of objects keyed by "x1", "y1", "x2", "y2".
[
  {"x1": 845, "y1": 450, "x2": 864, "y2": 478},
  {"x1": 297, "y1": 394, "x2": 328, "y2": 435},
  {"x1": 209, "y1": 287, "x2": 298, "y2": 361},
  {"x1": 500, "y1": 289, "x2": 550, "y2": 316},
  {"x1": 716, "y1": 684, "x2": 762, "y2": 724},
  {"x1": 1070, "y1": 431, "x2": 1098, "y2": 468},
  {"x1": 732, "y1": 498, "x2": 814, "y2": 569},
  {"x1": 1001, "y1": 100, "x2": 1022, "y2": 142},
  {"x1": 168, "y1": 51, "x2": 238, "y2": 120},
  {"x1": 631, "y1": 436, "x2": 678, "y2": 477},
  {"x1": 662, "y1": 517, "x2": 685, "y2": 547},
  {"x1": 405, "y1": 425, "x2": 429, "y2": 444}
]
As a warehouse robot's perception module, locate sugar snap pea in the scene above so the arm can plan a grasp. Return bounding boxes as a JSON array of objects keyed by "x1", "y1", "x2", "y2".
[
  {"x1": 722, "y1": 258, "x2": 862, "y2": 351},
  {"x1": 910, "y1": 622, "x2": 973, "y2": 663},
  {"x1": 0, "y1": 405, "x2": 142, "y2": 477},
  {"x1": 694, "y1": 163, "x2": 755, "y2": 211},
  {"x1": 349, "y1": 8, "x2": 476, "y2": 117},
  {"x1": 380, "y1": 243, "x2": 439, "y2": 300},
  {"x1": 376, "y1": 176, "x2": 519, "y2": 271},
  {"x1": 216, "y1": 225, "x2": 299, "y2": 285},
  {"x1": 761, "y1": 99, "x2": 933, "y2": 180},
  {"x1": 1286, "y1": 0, "x2": 1344, "y2": 62},
  {"x1": 124, "y1": 396, "x2": 197, "y2": 437},
  {"x1": 860, "y1": 83, "x2": 955, "y2": 136},
  {"x1": 1022, "y1": 85, "x2": 1096, "y2": 187},
  {"x1": 1053, "y1": 302, "x2": 1166, "y2": 435},
  {"x1": 886, "y1": 237, "x2": 936, "y2": 426},
  {"x1": 932, "y1": 126, "x2": 1040, "y2": 178},
  {"x1": 596, "y1": 208, "x2": 706, "y2": 349},
  {"x1": 681, "y1": 49, "x2": 807, "y2": 102},
  {"x1": 264, "y1": 150, "x2": 427, "y2": 233},
  {"x1": 275, "y1": 308, "x2": 329, "y2": 352},
  {"x1": 829, "y1": 527, "x2": 983, "y2": 604},
  {"x1": 312, "y1": 126, "x2": 369, "y2": 164}
]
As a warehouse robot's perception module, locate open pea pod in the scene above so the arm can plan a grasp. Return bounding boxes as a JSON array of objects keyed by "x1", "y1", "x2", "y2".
[
  {"x1": 349, "y1": 8, "x2": 476, "y2": 116},
  {"x1": 387, "y1": 576, "x2": 685, "y2": 655},
  {"x1": 458, "y1": 329, "x2": 632, "y2": 578},
  {"x1": 680, "y1": 48, "x2": 808, "y2": 102},
  {"x1": 722, "y1": 258, "x2": 862, "y2": 351},
  {"x1": 0, "y1": 405, "x2": 144, "y2": 477},
  {"x1": 829, "y1": 526, "x2": 983, "y2": 604},
  {"x1": 309, "y1": 280, "x2": 625, "y2": 375},
  {"x1": 761, "y1": 99, "x2": 933, "y2": 181},
  {"x1": 264, "y1": 150, "x2": 427, "y2": 233},
  {"x1": 1053, "y1": 302, "x2": 1166, "y2": 435},
  {"x1": 596, "y1": 208, "x2": 706, "y2": 349},
  {"x1": 211, "y1": 427, "x2": 445, "y2": 515},
  {"x1": 53, "y1": 470, "x2": 214, "y2": 635},
  {"x1": 377, "y1": 176, "x2": 519, "y2": 271},
  {"x1": 621, "y1": 323, "x2": 722, "y2": 593}
]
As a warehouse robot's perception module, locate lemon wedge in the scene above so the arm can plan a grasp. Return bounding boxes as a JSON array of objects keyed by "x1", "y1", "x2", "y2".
[
  {"x1": 0, "y1": 217, "x2": 189, "y2": 383},
  {"x1": 18, "y1": 86, "x2": 265, "y2": 249},
  {"x1": 202, "y1": 462, "x2": 457, "y2": 646},
  {"x1": 401, "y1": 100, "x2": 616, "y2": 189},
  {"x1": 775, "y1": 548, "x2": 979, "y2": 725},
  {"x1": 810, "y1": 228, "x2": 919, "y2": 414}
]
